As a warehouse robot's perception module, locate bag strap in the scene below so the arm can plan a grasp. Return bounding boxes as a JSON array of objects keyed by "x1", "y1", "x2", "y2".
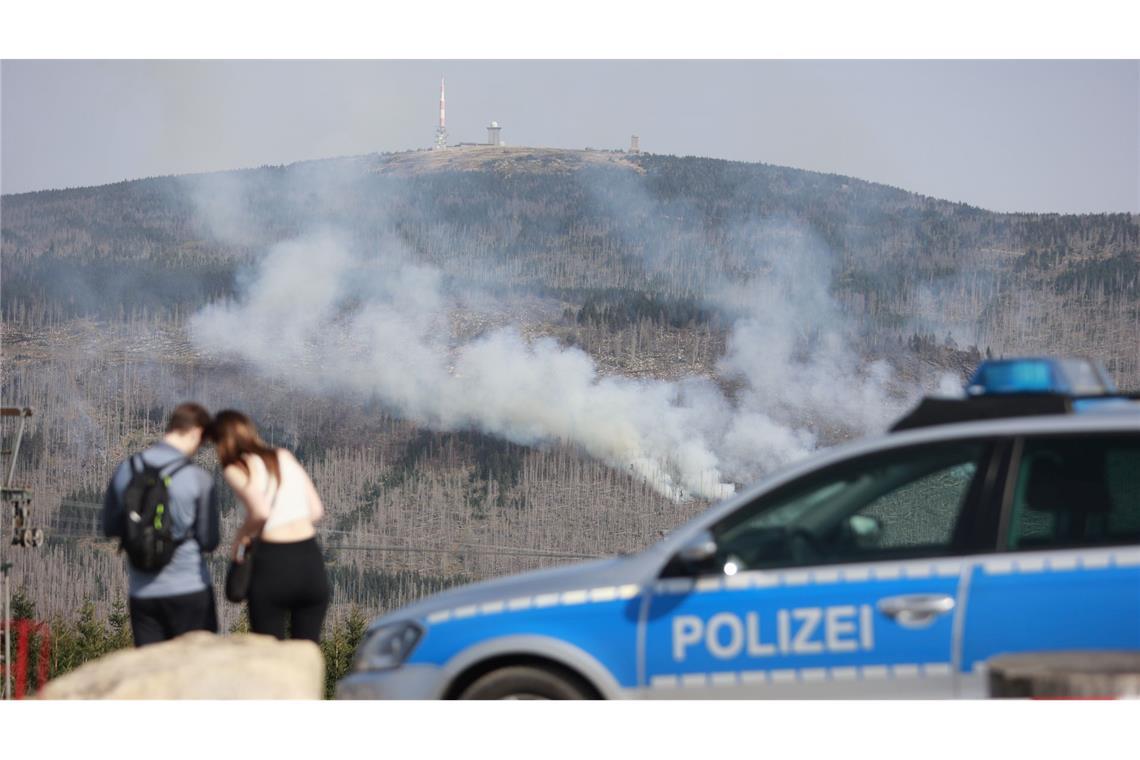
[
  {"x1": 262, "y1": 454, "x2": 281, "y2": 509},
  {"x1": 157, "y1": 454, "x2": 195, "y2": 544},
  {"x1": 248, "y1": 452, "x2": 281, "y2": 544},
  {"x1": 161, "y1": 457, "x2": 193, "y2": 479},
  {"x1": 131, "y1": 452, "x2": 191, "y2": 477}
]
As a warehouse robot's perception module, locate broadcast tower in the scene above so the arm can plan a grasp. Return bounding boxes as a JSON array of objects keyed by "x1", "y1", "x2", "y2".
[{"x1": 433, "y1": 76, "x2": 448, "y2": 150}]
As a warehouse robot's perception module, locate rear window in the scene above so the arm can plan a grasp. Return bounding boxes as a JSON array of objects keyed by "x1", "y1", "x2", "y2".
[{"x1": 1007, "y1": 435, "x2": 1140, "y2": 550}]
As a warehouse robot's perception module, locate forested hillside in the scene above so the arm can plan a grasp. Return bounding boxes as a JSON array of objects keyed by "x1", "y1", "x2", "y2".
[
  {"x1": 5, "y1": 148, "x2": 1137, "y2": 374},
  {"x1": 2, "y1": 147, "x2": 1137, "y2": 663}
]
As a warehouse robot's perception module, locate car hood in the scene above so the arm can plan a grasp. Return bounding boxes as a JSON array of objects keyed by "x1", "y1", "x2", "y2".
[{"x1": 365, "y1": 549, "x2": 666, "y2": 632}]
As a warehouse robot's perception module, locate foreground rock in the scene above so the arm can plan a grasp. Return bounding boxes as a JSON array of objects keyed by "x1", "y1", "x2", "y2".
[{"x1": 40, "y1": 632, "x2": 324, "y2": 699}]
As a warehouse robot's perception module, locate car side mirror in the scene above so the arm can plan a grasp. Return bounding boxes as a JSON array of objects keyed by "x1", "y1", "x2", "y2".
[
  {"x1": 677, "y1": 530, "x2": 718, "y2": 565},
  {"x1": 847, "y1": 515, "x2": 881, "y2": 548}
]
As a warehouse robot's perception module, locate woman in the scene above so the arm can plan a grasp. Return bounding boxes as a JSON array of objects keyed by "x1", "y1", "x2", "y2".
[{"x1": 210, "y1": 410, "x2": 329, "y2": 643}]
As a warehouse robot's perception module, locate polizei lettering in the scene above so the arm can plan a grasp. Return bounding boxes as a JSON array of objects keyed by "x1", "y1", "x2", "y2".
[{"x1": 672, "y1": 605, "x2": 875, "y2": 662}]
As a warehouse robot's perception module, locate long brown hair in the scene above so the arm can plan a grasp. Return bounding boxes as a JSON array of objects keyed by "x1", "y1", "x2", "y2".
[{"x1": 208, "y1": 409, "x2": 280, "y2": 483}]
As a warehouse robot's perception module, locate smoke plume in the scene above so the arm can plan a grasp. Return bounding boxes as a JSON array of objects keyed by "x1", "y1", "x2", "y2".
[{"x1": 189, "y1": 218, "x2": 932, "y2": 501}]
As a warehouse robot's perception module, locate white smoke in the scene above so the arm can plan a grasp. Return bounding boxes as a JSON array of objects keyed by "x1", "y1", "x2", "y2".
[{"x1": 189, "y1": 219, "x2": 932, "y2": 502}]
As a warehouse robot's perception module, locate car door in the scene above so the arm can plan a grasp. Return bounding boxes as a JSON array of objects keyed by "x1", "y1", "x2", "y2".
[
  {"x1": 958, "y1": 432, "x2": 1140, "y2": 697},
  {"x1": 641, "y1": 439, "x2": 1001, "y2": 698}
]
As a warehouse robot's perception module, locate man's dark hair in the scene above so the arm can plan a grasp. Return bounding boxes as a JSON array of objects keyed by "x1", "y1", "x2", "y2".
[{"x1": 166, "y1": 402, "x2": 211, "y2": 433}]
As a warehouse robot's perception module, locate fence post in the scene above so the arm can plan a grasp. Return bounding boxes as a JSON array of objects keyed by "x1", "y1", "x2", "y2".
[
  {"x1": 37, "y1": 622, "x2": 51, "y2": 694},
  {"x1": 1, "y1": 568, "x2": 9, "y2": 700},
  {"x1": 1, "y1": 620, "x2": 52, "y2": 699},
  {"x1": 14, "y1": 620, "x2": 30, "y2": 699}
]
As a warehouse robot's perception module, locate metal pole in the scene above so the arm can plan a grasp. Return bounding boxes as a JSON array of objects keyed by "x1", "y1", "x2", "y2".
[
  {"x1": 1, "y1": 408, "x2": 32, "y2": 700},
  {"x1": 1, "y1": 485, "x2": 7, "y2": 700},
  {"x1": 1, "y1": 412, "x2": 18, "y2": 698},
  {"x1": 1, "y1": 505, "x2": 5, "y2": 701}
]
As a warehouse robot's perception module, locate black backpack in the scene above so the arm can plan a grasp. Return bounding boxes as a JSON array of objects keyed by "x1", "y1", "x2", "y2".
[{"x1": 120, "y1": 454, "x2": 193, "y2": 572}]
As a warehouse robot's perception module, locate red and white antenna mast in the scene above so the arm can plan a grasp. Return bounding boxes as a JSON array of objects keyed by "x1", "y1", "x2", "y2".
[{"x1": 434, "y1": 76, "x2": 448, "y2": 150}]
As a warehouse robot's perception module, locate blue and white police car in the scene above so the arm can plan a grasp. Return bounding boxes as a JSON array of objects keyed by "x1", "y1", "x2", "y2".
[{"x1": 336, "y1": 357, "x2": 1140, "y2": 699}]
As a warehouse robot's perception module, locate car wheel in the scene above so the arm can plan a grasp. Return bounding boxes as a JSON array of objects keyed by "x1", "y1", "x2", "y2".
[{"x1": 458, "y1": 665, "x2": 595, "y2": 700}]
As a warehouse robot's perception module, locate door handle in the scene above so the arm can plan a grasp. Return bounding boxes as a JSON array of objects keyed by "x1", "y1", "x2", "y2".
[{"x1": 877, "y1": 594, "x2": 955, "y2": 629}]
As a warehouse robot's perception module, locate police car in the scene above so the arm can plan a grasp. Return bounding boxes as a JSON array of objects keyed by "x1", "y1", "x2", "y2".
[{"x1": 336, "y1": 357, "x2": 1140, "y2": 699}]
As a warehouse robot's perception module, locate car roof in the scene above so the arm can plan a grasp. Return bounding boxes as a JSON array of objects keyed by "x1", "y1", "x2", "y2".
[
  {"x1": 876, "y1": 407, "x2": 1139, "y2": 444},
  {"x1": 766, "y1": 411, "x2": 1138, "y2": 495}
]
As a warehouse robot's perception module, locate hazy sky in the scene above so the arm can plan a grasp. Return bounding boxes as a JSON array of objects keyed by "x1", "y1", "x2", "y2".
[{"x1": 2, "y1": 60, "x2": 1137, "y2": 213}]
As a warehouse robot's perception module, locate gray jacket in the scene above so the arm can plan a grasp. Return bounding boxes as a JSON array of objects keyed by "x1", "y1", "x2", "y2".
[{"x1": 102, "y1": 441, "x2": 221, "y2": 599}]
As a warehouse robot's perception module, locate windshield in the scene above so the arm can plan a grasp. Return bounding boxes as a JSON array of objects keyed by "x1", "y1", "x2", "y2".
[{"x1": 708, "y1": 441, "x2": 989, "y2": 572}]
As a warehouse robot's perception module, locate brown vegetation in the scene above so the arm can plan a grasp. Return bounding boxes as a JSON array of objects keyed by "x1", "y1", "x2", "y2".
[{"x1": 2, "y1": 149, "x2": 1137, "y2": 639}]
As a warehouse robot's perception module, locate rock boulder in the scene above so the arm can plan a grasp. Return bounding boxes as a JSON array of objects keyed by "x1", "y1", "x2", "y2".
[{"x1": 39, "y1": 632, "x2": 325, "y2": 699}]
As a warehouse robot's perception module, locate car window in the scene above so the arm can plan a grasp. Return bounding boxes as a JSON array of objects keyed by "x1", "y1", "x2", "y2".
[
  {"x1": 710, "y1": 441, "x2": 989, "y2": 572},
  {"x1": 1007, "y1": 435, "x2": 1140, "y2": 551}
]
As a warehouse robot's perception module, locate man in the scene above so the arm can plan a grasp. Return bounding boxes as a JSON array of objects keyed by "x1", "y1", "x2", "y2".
[{"x1": 102, "y1": 402, "x2": 221, "y2": 646}]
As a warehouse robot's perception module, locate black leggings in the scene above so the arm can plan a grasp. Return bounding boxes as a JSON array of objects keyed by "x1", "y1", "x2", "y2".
[{"x1": 248, "y1": 537, "x2": 330, "y2": 643}]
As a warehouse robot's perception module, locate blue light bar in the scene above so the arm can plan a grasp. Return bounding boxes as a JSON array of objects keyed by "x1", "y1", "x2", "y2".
[
  {"x1": 967, "y1": 359, "x2": 1058, "y2": 395},
  {"x1": 966, "y1": 357, "x2": 1117, "y2": 397}
]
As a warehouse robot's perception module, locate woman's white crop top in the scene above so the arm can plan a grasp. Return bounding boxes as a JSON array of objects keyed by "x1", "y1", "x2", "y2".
[{"x1": 244, "y1": 450, "x2": 310, "y2": 531}]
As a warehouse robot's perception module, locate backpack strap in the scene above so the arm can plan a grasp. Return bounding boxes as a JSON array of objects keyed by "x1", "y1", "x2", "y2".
[
  {"x1": 156, "y1": 455, "x2": 196, "y2": 544},
  {"x1": 161, "y1": 457, "x2": 193, "y2": 479},
  {"x1": 130, "y1": 453, "x2": 189, "y2": 477}
]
